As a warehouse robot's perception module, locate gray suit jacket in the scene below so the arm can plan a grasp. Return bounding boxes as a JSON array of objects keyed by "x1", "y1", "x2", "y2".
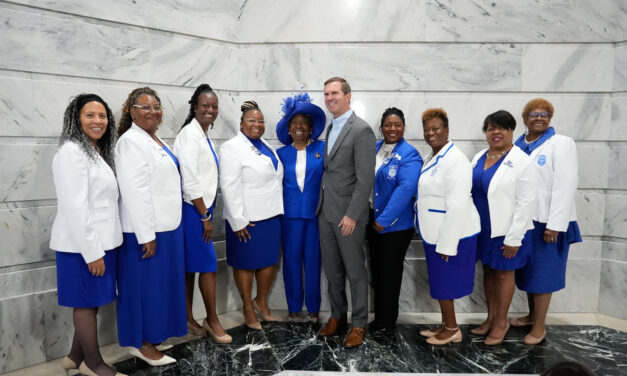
[{"x1": 316, "y1": 112, "x2": 376, "y2": 225}]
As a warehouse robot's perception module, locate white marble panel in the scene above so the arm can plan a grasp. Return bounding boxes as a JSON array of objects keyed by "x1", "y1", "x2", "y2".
[
  {"x1": 607, "y1": 145, "x2": 627, "y2": 190},
  {"x1": 604, "y1": 194, "x2": 627, "y2": 239},
  {"x1": 423, "y1": 0, "x2": 619, "y2": 42},
  {"x1": 576, "y1": 191, "x2": 605, "y2": 237},
  {"x1": 0, "y1": 294, "x2": 46, "y2": 373},
  {"x1": 0, "y1": 77, "x2": 52, "y2": 137},
  {"x1": 211, "y1": 91, "x2": 611, "y2": 142},
  {"x1": 0, "y1": 266, "x2": 56, "y2": 300},
  {"x1": 615, "y1": 44, "x2": 627, "y2": 91},
  {"x1": 598, "y1": 259, "x2": 627, "y2": 320},
  {"x1": 521, "y1": 45, "x2": 614, "y2": 92},
  {"x1": 6, "y1": 0, "x2": 240, "y2": 41},
  {"x1": 8, "y1": 0, "x2": 623, "y2": 43},
  {"x1": 577, "y1": 144, "x2": 609, "y2": 189},
  {"x1": 236, "y1": 0, "x2": 426, "y2": 43},
  {"x1": 0, "y1": 144, "x2": 57, "y2": 202},
  {"x1": 2, "y1": 75, "x2": 612, "y2": 140},
  {"x1": 0, "y1": 8, "x2": 150, "y2": 81},
  {"x1": 148, "y1": 34, "x2": 235, "y2": 88},
  {"x1": 548, "y1": 259, "x2": 601, "y2": 313},
  {"x1": 611, "y1": 94, "x2": 627, "y2": 140},
  {"x1": 148, "y1": 40, "x2": 522, "y2": 91},
  {"x1": 0, "y1": 206, "x2": 57, "y2": 267},
  {"x1": 569, "y1": 239, "x2": 602, "y2": 260},
  {"x1": 602, "y1": 240, "x2": 627, "y2": 263}
]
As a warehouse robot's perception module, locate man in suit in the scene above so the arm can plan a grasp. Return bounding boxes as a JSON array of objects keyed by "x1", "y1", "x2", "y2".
[{"x1": 317, "y1": 77, "x2": 375, "y2": 348}]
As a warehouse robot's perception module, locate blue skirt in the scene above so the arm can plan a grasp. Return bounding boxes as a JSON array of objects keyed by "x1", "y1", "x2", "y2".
[
  {"x1": 182, "y1": 202, "x2": 217, "y2": 273},
  {"x1": 56, "y1": 250, "x2": 117, "y2": 308},
  {"x1": 424, "y1": 236, "x2": 477, "y2": 300},
  {"x1": 515, "y1": 221, "x2": 582, "y2": 293},
  {"x1": 226, "y1": 216, "x2": 281, "y2": 270},
  {"x1": 116, "y1": 226, "x2": 187, "y2": 348},
  {"x1": 477, "y1": 230, "x2": 533, "y2": 271}
]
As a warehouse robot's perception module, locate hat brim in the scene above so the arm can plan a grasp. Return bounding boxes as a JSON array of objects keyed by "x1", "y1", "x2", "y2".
[{"x1": 276, "y1": 102, "x2": 327, "y2": 145}]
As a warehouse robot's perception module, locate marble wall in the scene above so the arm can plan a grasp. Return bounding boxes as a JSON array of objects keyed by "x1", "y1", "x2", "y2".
[{"x1": 0, "y1": 0, "x2": 625, "y2": 373}]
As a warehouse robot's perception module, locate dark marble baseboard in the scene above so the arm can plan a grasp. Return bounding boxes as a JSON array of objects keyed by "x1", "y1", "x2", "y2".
[{"x1": 114, "y1": 323, "x2": 626, "y2": 375}]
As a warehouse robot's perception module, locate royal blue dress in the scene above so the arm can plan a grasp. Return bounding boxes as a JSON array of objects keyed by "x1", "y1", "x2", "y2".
[
  {"x1": 225, "y1": 137, "x2": 281, "y2": 270},
  {"x1": 472, "y1": 152, "x2": 532, "y2": 271},
  {"x1": 424, "y1": 236, "x2": 477, "y2": 300},
  {"x1": 181, "y1": 138, "x2": 220, "y2": 273},
  {"x1": 116, "y1": 144, "x2": 187, "y2": 348}
]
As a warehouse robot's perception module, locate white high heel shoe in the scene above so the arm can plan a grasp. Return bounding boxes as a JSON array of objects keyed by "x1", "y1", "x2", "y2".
[
  {"x1": 129, "y1": 347, "x2": 176, "y2": 366},
  {"x1": 78, "y1": 361, "x2": 127, "y2": 376}
]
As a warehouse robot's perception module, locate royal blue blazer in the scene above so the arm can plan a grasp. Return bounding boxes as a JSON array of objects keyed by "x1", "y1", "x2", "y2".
[
  {"x1": 277, "y1": 140, "x2": 325, "y2": 219},
  {"x1": 373, "y1": 138, "x2": 422, "y2": 233}
]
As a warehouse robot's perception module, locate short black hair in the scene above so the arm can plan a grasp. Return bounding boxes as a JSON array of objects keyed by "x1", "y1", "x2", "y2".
[
  {"x1": 483, "y1": 110, "x2": 516, "y2": 133},
  {"x1": 380, "y1": 107, "x2": 405, "y2": 128}
]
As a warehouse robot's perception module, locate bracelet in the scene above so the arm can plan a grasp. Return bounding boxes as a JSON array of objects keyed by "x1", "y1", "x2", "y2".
[{"x1": 200, "y1": 209, "x2": 212, "y2": 222}]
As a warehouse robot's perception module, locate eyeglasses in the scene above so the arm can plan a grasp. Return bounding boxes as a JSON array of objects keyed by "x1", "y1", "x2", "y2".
[
  {"x1": 529, "y1": 112, "x2": 550, "y2": 119},
  {"x1": 132, "y1": 104, "x2": 163, "y2": 113},
  {"x1": 245, "y1": 118, "x2": 265, "y2": 125}
]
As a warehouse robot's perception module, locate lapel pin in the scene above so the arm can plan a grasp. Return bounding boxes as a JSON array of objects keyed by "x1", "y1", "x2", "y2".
[{"x1": 315, "y1": 152, "x2": 321, "y2": 159}]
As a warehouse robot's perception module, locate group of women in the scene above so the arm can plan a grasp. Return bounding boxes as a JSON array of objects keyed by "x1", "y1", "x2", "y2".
[{"x1": 50, "y1": 82, "x2": 580, "y2": 375}]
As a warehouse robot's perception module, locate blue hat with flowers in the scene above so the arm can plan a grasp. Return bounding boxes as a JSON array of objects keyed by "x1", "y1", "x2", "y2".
[{"x1": 276, "y1": 93, "x2": 326, "y2": 145}]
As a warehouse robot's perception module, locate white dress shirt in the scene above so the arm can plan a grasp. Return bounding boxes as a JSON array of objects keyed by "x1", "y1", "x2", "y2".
[
  {"x1": 50, "y1": 141, "x2": 123, "y2": 263},
  {"x1": 115, "y1": 123, "x2": 182, "y2": 244}
]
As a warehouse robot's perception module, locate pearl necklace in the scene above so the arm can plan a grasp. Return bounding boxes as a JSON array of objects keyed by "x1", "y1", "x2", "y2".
[
  {"x1": 486, "y1": 146, "x2": 512, "y2": 160},
  {"x1": 524, "y1": 134, "x2": 541, "y2": 144}
]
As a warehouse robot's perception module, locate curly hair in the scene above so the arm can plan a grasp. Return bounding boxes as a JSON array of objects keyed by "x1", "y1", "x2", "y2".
[
  {"x1": 117, "y1": 87, "x2": 161, "y2": 137},
  {"x1": 240, "y1": 100, "x2": 261, "y2": 121},
  {"x1": 59, "y1": 93, "x2": 116, "y2": 168},
  {"x1": 182, "y1": 84, "x2": 216, "y2": 129},
  {"x1": 421, "y1": 108, "x2": 449, "y2": 128},
  {"x1": 522, "y1": 98, "x2": 554, "y2": 120}
]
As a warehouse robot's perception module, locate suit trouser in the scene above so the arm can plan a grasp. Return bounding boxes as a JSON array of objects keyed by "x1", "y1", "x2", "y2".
[
  {"x1": 319, "y1": 214, "x2": 369, "y2": 328},
  {"x1": 367, "y1": 211, "x2": 414, "y2": 329},
  {"x1": 281, "y1": 217, "x2": 321, "y2": 314}
]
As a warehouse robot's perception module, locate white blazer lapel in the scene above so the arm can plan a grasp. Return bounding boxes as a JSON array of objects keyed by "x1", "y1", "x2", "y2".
[{"x1": 488, "y1": 149, "x2": 515, "y2": 196}]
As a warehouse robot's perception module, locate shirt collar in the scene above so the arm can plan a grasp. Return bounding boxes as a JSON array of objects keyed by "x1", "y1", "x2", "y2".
[{"x1": 332, "y1": 109, "x2": 353, "y2": 129}]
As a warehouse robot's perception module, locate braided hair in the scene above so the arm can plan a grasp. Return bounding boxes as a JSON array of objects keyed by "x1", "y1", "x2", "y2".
[
  {"x1": 182, "y1": 84, "x2": 216, "y2": 129},
  {"x1": 117, "y1": 87, "x2": 161, "y2": 137},
  {"x1": 240, "y1": 100, "x2": 261, "y2": 121},
  {"x1": 59, "y1": 93, "x2": 116, "y2": 168}
]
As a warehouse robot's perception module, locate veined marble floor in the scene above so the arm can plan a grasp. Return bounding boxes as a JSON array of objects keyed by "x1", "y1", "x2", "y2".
[{"x1": 5, "y1": 312, "x2": 627, "y2": 376}]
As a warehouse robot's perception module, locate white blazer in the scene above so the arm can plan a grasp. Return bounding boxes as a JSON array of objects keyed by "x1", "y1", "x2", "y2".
[
  {"x1": 173, "y1": 118, "x2": 219, "y2": 208},
  {"x1": 50, "y1": 141, "x2": 123, "y2": 263},
  {"x1": 115, "y1": 123, "x2": 182, "y2": 244},
  {"x1": 525, "y1": 134, "x2": 578, "y2": 231},
  {"x1": 471, "y1": 145, "x2": 538, "y2": 247},
  {"x1": 219, "y1": 132, "x2": 284, "y2": 231},
  {"x1": 416, "y1": 141, "x2": 481, "y2": 256}
]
